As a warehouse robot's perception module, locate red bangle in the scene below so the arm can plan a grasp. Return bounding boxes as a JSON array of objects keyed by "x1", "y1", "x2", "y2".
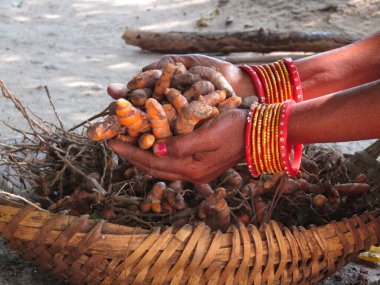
[
  {"x1": 245, "y1": 103, "x2": 259, "y2": 176},
  {"x1": 240, "y1": 65, "x2": 266, "y2": 103},
  {"x1": 278, "y1": 100, "x2": 302, "y2": 176},
  {"x1": 283, "y1": 58, "x2": 303, "y2": 103}
]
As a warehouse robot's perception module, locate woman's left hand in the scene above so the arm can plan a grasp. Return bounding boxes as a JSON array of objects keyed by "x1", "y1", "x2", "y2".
[{"x1": 108, "y1": 109, "x2": 248, "y2": 184}]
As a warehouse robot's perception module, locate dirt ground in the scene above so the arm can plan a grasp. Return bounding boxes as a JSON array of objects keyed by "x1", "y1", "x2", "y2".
[{"x1": 0, "y1": 0, "x2": 379, "y2": 284}]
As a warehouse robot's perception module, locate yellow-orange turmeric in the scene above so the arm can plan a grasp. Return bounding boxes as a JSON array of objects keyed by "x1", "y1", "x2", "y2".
[
  {"x1": 153, "y1": 63, "x2": 177, "y2": 101},
  {"x1": 175, "y1": 101, "x2": 213, "y2": 134},
  {"x1": 87, "y1": 115, "x2": 120, "y2": 141},
  {"x1": 115, "y1": 98, "x2": 151, "y2": 133},
  {"x1": 127, "y1": 69, "x2": 162, "y2": 91},
  {"x1": 183, "y1": 80, "x2": 215, "y2": 101},
  {"x1": 145, "y1": 98, "x2": 172, "y2": 139}
]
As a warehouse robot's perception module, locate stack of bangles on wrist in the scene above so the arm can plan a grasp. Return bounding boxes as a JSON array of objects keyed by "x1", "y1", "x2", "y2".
[{"x1": 240, "y1": 58, "x2": 303, "y2": 176}]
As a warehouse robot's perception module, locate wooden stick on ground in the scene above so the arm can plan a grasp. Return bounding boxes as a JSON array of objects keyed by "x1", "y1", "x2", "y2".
[{"x1": 122, "y1": 28, "x2": 360, "y2": 53}]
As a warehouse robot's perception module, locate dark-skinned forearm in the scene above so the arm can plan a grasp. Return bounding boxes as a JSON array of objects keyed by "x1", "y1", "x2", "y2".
[
  {"x1": 296, "y1": 32, "x2": 380, "y2": 100},
  {"x1": 288, "y1": 80, "x2": 380, "y2": 145}
]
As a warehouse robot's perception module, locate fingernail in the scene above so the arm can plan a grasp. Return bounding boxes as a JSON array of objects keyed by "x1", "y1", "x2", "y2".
[{"x1": 154, "y1": 142, "x2": 167, "y2": 157}]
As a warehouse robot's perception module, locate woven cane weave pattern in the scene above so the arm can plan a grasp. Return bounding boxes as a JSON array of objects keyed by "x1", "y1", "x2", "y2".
[{"x1": 0, "y1": 203, "x2": 378, "y2": 285}]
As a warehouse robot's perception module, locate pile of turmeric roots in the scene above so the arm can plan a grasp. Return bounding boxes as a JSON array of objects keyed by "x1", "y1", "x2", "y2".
[
  {"x1": 46, "y1": 145, "x2": 371, "y2": 232},
  {"x1": 87, "y1": 63, "x2": 242, "y2": 149}
]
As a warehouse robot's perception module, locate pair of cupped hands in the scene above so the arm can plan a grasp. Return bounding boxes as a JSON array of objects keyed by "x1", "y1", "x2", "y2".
[{"x1": 107, "y1": 55, "x2": 255, "y2": 183}]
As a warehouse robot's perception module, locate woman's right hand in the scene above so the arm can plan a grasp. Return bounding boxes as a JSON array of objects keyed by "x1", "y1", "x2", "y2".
[{"x1": 107, "y1": 54, "x2": 256, "y2": 99}]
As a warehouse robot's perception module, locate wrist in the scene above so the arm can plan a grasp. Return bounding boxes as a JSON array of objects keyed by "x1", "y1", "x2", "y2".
[{"x1": 234, "y1": 71, "x2": 257, "y2": 98}]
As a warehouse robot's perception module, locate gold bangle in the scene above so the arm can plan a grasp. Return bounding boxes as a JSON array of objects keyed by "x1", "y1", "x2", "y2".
[
  {"x1": 269, "y1": 63, "x2": 285, "y2": 102},
  {"x1": 273, "y1": 102, "x2": 283, "y2": 172},
  {"x1": 257, "y1": 66, "x2": 274, "y2": 104},
  {"x1": 263, "y1": 64, "x2": 280, "y2": 103},
  {"x1": 274, "y1": 62, "x2": 289, "y2": 101},
  {"x1": 251, "y1": 104, "x2": 262, "y2": 174},
  {"x1": 279, "y1": 60, "x2": 293, "y2": 100},
  {"x1": 255, "y1": 104, "x2": 266, "y2": 173},
  {"x1": 265, "y1": 104, "x2": 275, "y2": 173},
  {"x1": 270, "y1": 103, "x2": 281, "y2": 172},
  {"x1": 261, "y1": 104, "x2": 271, "y2": 173}
]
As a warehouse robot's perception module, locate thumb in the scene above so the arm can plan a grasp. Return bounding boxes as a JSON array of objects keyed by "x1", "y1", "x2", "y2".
[
  {"x1": 152, "y1": 132, "x2": 218, "y2": 158},
  {"x1": 142, "y1": 55, "x2": 188, "y2": 71}
]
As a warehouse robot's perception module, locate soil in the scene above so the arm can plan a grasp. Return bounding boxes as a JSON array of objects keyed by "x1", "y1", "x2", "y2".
[{"x1": 0, "y1": 0, "x2": 379, "y2": 284}]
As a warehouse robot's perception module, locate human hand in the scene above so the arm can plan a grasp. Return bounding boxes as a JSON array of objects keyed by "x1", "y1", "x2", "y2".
[
  {"x1": 107, "y1": 54, "x2": 256, "y2": 99},
  {"x1": 108, "y1": 108, "x2": 248, "y2": 183}
]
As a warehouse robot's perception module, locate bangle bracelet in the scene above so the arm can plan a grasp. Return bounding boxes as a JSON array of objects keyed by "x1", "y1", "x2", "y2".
[
  {"x1": 240, "y1": 65, "x2": 266, "y2": 103},
  {"x1": 283, "y1": 57, "x2": 303, "y2": 102},
  {"x1": 278, "y1": 100, "x2": 302, "y2": 176},
  {"x1": 263, "y1": 64, "x2": 279, "y2": 103},
  {"x1": 255, "y1": 104, "x2": 266, "y2": 173},
  {"x1": 269, "y1": 63, "x2": 285, "y2": 102},
  {"x1": 278, "y1": 60, "x2": 293, "y2": 100},
  {"x1": 251, "y1": 65, "x2": 272, "y2": 104},
  {"x1": 245, "y1": 103, "x2": 259, "y2": 176}
]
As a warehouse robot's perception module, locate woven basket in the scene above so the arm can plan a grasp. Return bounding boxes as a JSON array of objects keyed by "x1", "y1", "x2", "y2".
[{"x1": 0, "y1": 140, "x2": 379, "y2": 285}]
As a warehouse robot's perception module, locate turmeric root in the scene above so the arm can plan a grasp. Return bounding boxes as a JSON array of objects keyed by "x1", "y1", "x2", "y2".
[
  {"x1": 324, "y1": 180, "x2": 340, "y2": 208},
  {"x1": 128, "y1": 129, "x2": 140, "y2": 137},
  {"x1": 128, "y1": 88, "x2": 152, "y2": 106},
  {"x1": 140, "y1": 198, "x2": 152, "y2": 212},
  {"x1": 220, "y1": 168, "x2": 243, "y2": 196},
  {"x1": 189, "y1": 66, "x2": 236, "y2": 97},
  {"x1": 87, "y1": 115, "x2": 120, "y2": 141},
  {"x1": 183, "y1": 80, "x2": 215, "y2": 101},
  {"x1": 197, "y1": 90, "x2": 227, "y2": 106},
  {"x1": 174, "y1": 194, "x2": 186, "y2": 210},
  {"x1": 301, "y1": 157, "x2": 319, "y2": 174},
  {"x1": 171, "y1": 73, "x2": 201, "y2": 89},
  {"x1": 217, "y1": 96, "x2": 242, "y2": 112},
  {"x1": 335, "y1": 183, "x2": 370, "y2": 196},
  {"x1": 174, "y1": 62, "x2": 187, "y2": 75},
  {"x1": 115, "y1": 98, "x2": 151, "y2": 133},
  {"x1": 175, "y1": 101, "x2": 213, "y2": 134},
  {"x1": 313, "y1": 194, "x2": 328, "y2": 208},
  {"x1": 127, "y1": 69, "x2": 162, "y2": 91},
  {"x1": 298, "y1": 179, "x2": 321, "y2": 194},
  {"x1": 145, "y1": 98, "x2": 172, "y2": 139},
  {"x1": 148, "y1": 182, "x2": 166, "y2": 200},
  {"x1": 277, "y1": 178, "x2": 301, "y2": 195},
  {"x1": 138, "y1": 133, "x2": 155, "y2": 149},
  {"x1": 209, "y1": 107, "x2": 219, "y2": 119},
  {"x1": 163, "y1": 187, "x2": 176, "y2": 208},
  {"x1": 165, "y1": 88, "x2": 188, "y2": 112},
  {"x1": 151, "y1": 199, "x2": 162, "y2": 213},
  {"x1": 198, "y1": 187, "x2": 230, "y2": 232},
  {"x1": 153, "y1": 63, "x2": 177, "y2": 101},
  {"x1": 194, "y1": 183, "x2": 214, "y2": 197},
  {"x1": 263, "y1": 172, "x2": 285, "y2": 191},
  {"x1": 241, "y1": 180, "x2": 264, "y2": 199},
  {"x1": 162, "y1": 103, "x2": 177, "y2": 129},
  {"x1": 115, "y1": 134, "x2": 137, "y2": 144},
  {"x1": 237, "y1": 214, "x2": 250, "y2": 226}
]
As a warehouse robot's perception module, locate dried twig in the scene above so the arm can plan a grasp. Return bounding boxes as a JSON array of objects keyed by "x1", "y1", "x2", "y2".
[{"x1": 44, "y1": 85, "x2": 65, "y2": 131}]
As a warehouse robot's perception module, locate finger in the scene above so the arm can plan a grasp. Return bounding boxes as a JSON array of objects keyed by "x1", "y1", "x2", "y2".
[
  {"x1": 107, "y1": 83, "x2": 128, "y2": 99},
  {"x1": 108, "y1": 140, "x2": 185, "y2": 174},
  {"x1": 134, "y1": 164, "x2": 185, "y2": 181},
  {"x1": 142, "y1": 55, "x2": 190, "y2": 71},
  {"x1": 142, "y1": 57, "x2": 175, "y2": 71},
  {"x1": 152, "y1": 128, "x2": 219, "y2": 158},
  {"x1": 142, "y1": 61, "x2": 163, "y2": 71}
]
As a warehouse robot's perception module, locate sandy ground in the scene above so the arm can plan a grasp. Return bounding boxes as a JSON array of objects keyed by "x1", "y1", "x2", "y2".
[{"x1": 0, "y1": 0, "x2": 379, "y2": 284}]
